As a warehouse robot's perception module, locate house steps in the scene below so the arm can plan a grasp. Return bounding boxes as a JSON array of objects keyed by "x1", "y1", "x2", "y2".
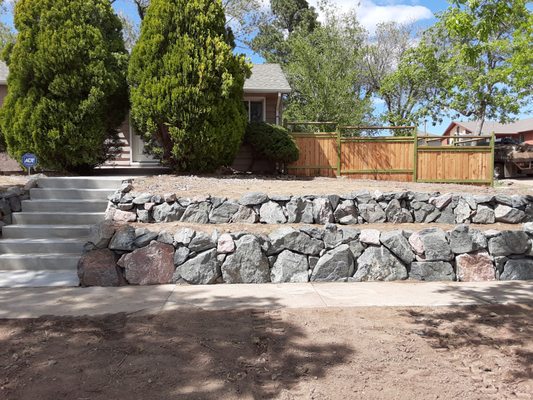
[{"x1": 0, "y1": 176, "x2": 124, "y2": 287}]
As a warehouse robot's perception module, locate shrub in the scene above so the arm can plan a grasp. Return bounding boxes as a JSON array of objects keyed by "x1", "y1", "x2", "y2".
[
  {"x1": 245, "y1": 122, "x2": 299, "y2": 164},
  {"x1": 0, "y1": 0, "x2": 128, "y2": 172},
  {"x1": 128, "y1": 0, "x2": 250, "y2": 172}
]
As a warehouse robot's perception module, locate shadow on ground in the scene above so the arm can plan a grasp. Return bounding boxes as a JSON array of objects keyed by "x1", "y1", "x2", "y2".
[{"x1": 0, "y1": 293, "x2": 353, "y2": 400}]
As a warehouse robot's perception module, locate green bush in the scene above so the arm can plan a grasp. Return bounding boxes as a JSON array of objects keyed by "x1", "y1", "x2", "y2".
[
  {"x1": 0, "y1": 0, "x2": 128, "y2": 172},
  {"x1": 245, "y1": 122, "x2": 299, "y2": 164},
  {"x1": 128, "y1": 0, "x2": 250, "y2": 172}
]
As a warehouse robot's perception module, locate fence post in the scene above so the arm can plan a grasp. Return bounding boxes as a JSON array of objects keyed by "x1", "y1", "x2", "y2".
[
  {"x1": 490, "y1": 131, "x2": 495, "y2": 187},
  {"x1": 413, "y1": 127, "x2": 418, "y2": 183},
  {"x1": 336, "y1": 124, "x2": 341, "y2": 177}
]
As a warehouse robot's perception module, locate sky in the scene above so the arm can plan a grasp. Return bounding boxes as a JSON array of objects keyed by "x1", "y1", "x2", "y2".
[{"x1": 1, "y1": 0, "x2": 530, "y2": 134}]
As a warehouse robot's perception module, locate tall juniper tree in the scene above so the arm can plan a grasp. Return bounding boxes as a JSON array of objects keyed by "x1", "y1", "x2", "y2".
[
  {"x1": 0, "y1": 0, "x2": 128, "y2": 172},
  {"x1": 128, "y1": 0, "x2": 250, "y2": 172}
]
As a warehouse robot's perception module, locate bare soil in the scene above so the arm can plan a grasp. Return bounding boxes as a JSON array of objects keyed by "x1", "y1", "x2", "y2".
[
  {"x1": 0, "y1": 175, "x2": 27, "y2": 192},
  {"x1": 131, "y1": 220, "x2": 523, "y2": 235},
  {"x1": 132, "y1": 175, "x2": 533, "y2": 199},
  {"x1": 0, "y1": 305, "x2": 531, "y2": 400}
]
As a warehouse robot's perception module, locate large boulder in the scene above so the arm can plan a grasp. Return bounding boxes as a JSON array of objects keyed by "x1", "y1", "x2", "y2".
[
  {"x1": 408, "y1": 228, "x2": 453, "y2": 261},
  {"x1": 153, "y1": 202, "x2": 185, "y2": 223},
  {"x1": 494, "y1": 205, "x2": 525, "y2": 224},
  {"x1": 311, "y1": 245, "x2": 354, "y2": 282},
  {"x1": 221, "y1": 235, "x2": 270, "y2": 283},
  {"x1": 353, "y1": 246, "x2": 407, "y2": 282},
  {"x1": 312, "y1": 198, "x2": 334, "y2": 224},
  {"x1": 270, "y1": 250, "x2": 309, "y2": 283},
  {"x1": 112, "y1": 209, "x2": 137, "y2": 223},
  {"x1": 217, "y1": 233, "x2": 235, "y2": 254},
  {"x1": 209, "y1": 201, "x2": 239, "y2": 224},
  {"x1": 231, "y1": 205, "x2": 259, "y2": 223},
  {"x1": 88, "y1": 221, "x2": 116, "y2": 249},
  {"x1": 109, "y1": 226, "x2": 136, "y2": 251},
  {"x1": 385, "y1": 199, "x2": 413, "y2": 223},
  {"x1": 118, "y1": 241, "x2": 175, "y2": 285},
  {"x1": 239, "y1": 192, "x2": 269, "y2": 206},
  {"x1": 134, "y1": 229, "x2": 159, "y2": 248},
  {"x1": 259, "y1": 201, "x2": 287, "y2": 224},
  {"x1": 409, "y1": 262, "x2": 455, "y2": 281},
  {"x1": 472, "y1": 205, "x2": 496, "y2": 224},
  {"x1": 174, "y1": 228, "x2": 196, "y2": 246},
  {"x1": 174, "y1": 249, "x2": 220, "y2": 284},
  {"x1": 429, "y1": 194, "x2": 452, "y2": 210},
  {"x1": 500, "y1": 259, "x2": 533, "y2": 280},
  {"x1": 358, "y1": 203, "x2": 386, "y2": 223},
  {"x1": 334, "y1": 200, "x2": 358, "y2": 225},
  {"x1": 488, "y1": 230, "x2": 529, "y2": 256},
  {"x1": 456, "y1": 251, "x2": 495, "y2": 281},
  {"x1": 181, "y1": 202, "x2": 212, "y2": 224},
  {"x1": 454, "y1": 198, "x2": 472, "y2": 223},
  {"x1": 188, "y1": 231, "x2": 216, "y2": 253},
  {"x1": 269, "y1": 227, "x2": 323, "y2": 256},
  {"x1": 449, "y1": 225, "x2": 487, "y2": 254},
  {"x1": 78, "y1": 249, "x2": 123, "y2": 287},
  {"x1": 380, "y1": 230, "x2": 415, "y2": 265}
]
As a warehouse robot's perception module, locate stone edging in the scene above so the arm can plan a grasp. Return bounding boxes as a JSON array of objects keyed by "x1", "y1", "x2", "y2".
[
  {"x1": 78, "y1": 222, "x2": 533, "y2": 287},
  {"x1": 106, "y1": 184, "x2": 533, "y2": 226}
]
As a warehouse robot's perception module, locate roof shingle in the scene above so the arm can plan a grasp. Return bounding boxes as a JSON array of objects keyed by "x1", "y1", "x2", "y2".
[{"x1": 244, "y1": 63, "x2": 291, "y2": 93}]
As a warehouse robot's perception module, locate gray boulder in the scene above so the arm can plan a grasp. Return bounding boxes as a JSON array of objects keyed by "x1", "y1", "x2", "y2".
[
  {"x1": 429, "y1": 194, "x2": 452, "y2": 210},
  {"x1": 311, "y1": 244, "x2": 354, "y2": 282},
  {"x1": 109, "y1": 226, "x2": 136, "y2": 251},
  {"x1": 334, "y1": 200, "x2": 358, "y2": 225},
  {"x1": 260, "y1": 201, "x2": 287, "y2": 224},
  {"x1": 173, "y1": 246, "x2": 190, "y2": 266},
  {"x1": 454, "y1": 198, "x2": 472, "y2": 223},
  {"x1": 188, "y1": 231, "x2": 216, "y2": 253},
  {"x1": 88, "y1": 221, "x2": 116, "y2": 249},
  {"x1": 209, "y1": 201, "x2": 239, "y2": 224},
  {"x1": 500, "y1": 259, "x2": 533, "y2": 280},
  {"x1": 269, "y1": 227, "x2": 323, "y2": 256},
  {"x1": 380, "y1": 230, "x2": 415, "y2": 264},
  {"x1": 221, "y1": 235, "x2": 270, "y2": 283},
  {"x1": 156, "y1": 231, "x2": 174, "y2": 245},
  {"x1": 153, "y1": 202, "x2": 185, "y2": 223},
  {"x1": 358, "y1": 203, "x2": 386, "y2": 223},
  {"x1": 174, "y1": 228, "x2": 196, "y2": 246},
  {"x1": 449, "y1": 225, "x2": 487, "y2": 254},
  {"x1": 488, "y1": 231, "x2": 529, "y2": 256},
  {"x1": 472, "y1": 205, "x2": 496, "y2": 224},
  {"x1": 181, "y1": 202, "x2": 212, "y2": 224},
  {"x1": 270, "y1": 250, "x2": 309, "y2": 283},
  {"x1": 494, "y1": 205, "x2": 525, "y2": 224},
  {"x1": 409, "y1": 262, "x2": 455, "y2": 281},
  {"x1": 134, "y1": 230, "x2": 159, "y2": 248},
  {"x1": 239, "y1": 192, "x2": 269, "y2": 206},
  {"x1": 132, "y1": 192, "x2": 153, "y2": 205},
  {"x1": 408, "y1": 228, "x2": 453, "y2": 261},
  {"x1": 231, "y1": 205, "x2": 259, "y2": 223},
  {"x1": 286, "y1": 197, "x2": 305, "y2": 223},
  {"x1": 174, "y1": 249, "x2": 220, "y2": 284},
  {"x1": 348, "y1": 240, "x2": 365, "y2": 259},
  {"x1": 312, "y1": 198, "x2": 334, "y2": 224},
  {"x1": 353, "y1": 246, "x2": 407, "y2": 282}
]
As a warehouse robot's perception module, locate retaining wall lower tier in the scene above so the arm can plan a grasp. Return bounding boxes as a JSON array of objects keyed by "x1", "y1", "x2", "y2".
[
  {"x1": 107, "y1": 186, "x2": 533, "y2": 225},
  {"x1": 78, "y1": 222, "x2": 533, "y2": 287}
]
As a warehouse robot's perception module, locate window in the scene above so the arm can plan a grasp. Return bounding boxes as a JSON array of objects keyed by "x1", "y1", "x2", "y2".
[{"x1": 243, "y1": 98, "x2": 265, "y2": 122}]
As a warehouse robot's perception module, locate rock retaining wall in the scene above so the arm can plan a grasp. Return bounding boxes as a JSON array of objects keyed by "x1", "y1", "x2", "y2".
[
  {"x1": 0, "y1": 187, "x2": 28, "y2": 233},
  {"x1": 106, "y1": 185, "x2": 533, "y2": 225},
  {"x1": 78, "y1": 222, "x2": 533, "y2": 286}
]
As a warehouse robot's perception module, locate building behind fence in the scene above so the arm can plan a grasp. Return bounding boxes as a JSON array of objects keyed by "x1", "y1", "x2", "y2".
[{"x1": 286, "y1": 122, "x2": 494, "y2": 186}]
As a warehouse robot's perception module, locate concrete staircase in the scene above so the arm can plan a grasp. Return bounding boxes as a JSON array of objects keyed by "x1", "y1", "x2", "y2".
[{"x1": 0, "y1": 177, "x2": 124, "y2": 287}]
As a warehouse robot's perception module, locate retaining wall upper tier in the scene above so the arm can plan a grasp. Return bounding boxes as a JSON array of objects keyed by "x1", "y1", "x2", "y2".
[
  {"x1": 78, "y1": 222, "x2": 533, "y2": 287},
  {"x1": 106, "y1": 185, "x2": 533, "y2": 225}
]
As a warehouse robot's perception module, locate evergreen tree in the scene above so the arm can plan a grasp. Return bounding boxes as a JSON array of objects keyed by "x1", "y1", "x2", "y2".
[
  {"x1": 0, "y1": 0, "x2": 128, "y2": 172},
  {"x1": 128, "y1": 0, "x2": 250, "y2": 172}
]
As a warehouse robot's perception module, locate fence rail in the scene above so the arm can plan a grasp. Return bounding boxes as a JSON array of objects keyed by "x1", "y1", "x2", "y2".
[{"x1": 286, "y1": 122, "x2": 494, "y2": 185}]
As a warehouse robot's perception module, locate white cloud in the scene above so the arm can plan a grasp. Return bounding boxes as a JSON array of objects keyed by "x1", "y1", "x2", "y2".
[{"x1": 310, "y1": 1, "x2": 433, "y2": 34}]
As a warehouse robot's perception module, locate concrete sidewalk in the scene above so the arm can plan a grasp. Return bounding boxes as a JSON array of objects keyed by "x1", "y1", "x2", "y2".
[{"x1": 0, "y1": 281, "x2": 532, "y2": 318}]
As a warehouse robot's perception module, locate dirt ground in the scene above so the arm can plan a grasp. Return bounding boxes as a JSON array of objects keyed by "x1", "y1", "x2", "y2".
[
  {"x1": 133, "y1": 175, "x2": 533, "y2": 199},
  {"x1": 0, "y1": 175, "x2": 27, "y2": 192},
  {"x1": 0, "y1": 304, "x2": 531, "y2": 400}
]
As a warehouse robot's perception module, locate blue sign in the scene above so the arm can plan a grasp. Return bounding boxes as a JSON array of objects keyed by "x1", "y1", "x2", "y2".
[{"x1": 22, "y1": 153, "x2": 38, "y2": 168}]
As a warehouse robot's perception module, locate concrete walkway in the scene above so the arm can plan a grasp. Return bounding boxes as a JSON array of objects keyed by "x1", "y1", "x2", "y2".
[{"x1": 0, "y1": 280, "x2": 532, "y2": 318}]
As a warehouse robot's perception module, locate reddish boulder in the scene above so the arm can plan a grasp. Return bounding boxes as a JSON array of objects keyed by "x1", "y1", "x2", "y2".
[
  {"x1": 78, "y1": 249, "x2": 124, "y2": 287},
  {"x1": 456, "y1": 251, "x2": 496, "y2": 282},
  {"x1": 118, "y1": 241, "x2": 175, "y2": 285}
]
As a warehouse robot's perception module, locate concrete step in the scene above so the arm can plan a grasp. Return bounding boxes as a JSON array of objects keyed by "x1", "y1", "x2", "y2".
[
  {"x1": 0, "y1": 239, "x2": 85, "y2": 254},
  {"x1": 30, "y1": 188, "x2": 114, "y2": 200},
  {"x1": 0, "y1": 253, "x2": 81, "y2": 270},
  {"x1": 2, "y1": 225, "x2": 91, "y2": 239},
  {"x1": 12, "y1": 212, "x2": 105, "y2": 225},
  {"x1": 37, "y1": 177, "x2": 124, "y2": 190},
  {"x1": 21, "y1": 199, "x2": 108, "y2": 212},
  {"x1": 0, "y1": 270, "x2": 79, "y2": 287}
]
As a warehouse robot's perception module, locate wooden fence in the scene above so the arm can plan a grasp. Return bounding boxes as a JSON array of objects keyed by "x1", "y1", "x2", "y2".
[{"x1": 287, "y1": 123, "x2": 495, "y2": 185}]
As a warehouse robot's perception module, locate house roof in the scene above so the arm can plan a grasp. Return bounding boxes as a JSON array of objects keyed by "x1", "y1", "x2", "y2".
[
  {"x1": 244, "y1": 64, "x2": 291, "y2": 94},
  {"x1": 444, "y1": 118, "x2": 533, "y2": 136},
  {"x1": 0, "y1": 61, "x2": 293, "y2": 93},
  {"x1": 0, "y1": 61, "x2": 8, "y2": 84}
]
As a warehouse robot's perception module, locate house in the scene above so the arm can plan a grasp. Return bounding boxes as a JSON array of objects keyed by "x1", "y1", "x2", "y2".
[
  {"x1": 0, "y1": 61, "x2": 292, "y2": 170},
  {"x1": 442, "y1": 118, "x2": 533, "y2": 146}
]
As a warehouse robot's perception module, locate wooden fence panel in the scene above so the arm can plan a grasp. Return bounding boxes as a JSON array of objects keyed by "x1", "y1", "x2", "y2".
[
  {"x1": 416, "y1": 148, "x2": 492, "y2": 184},
  {"x1": 287, "y1": 134, "x2": 338, "y2": 177},
  {"x1": 340, "y1": 138, "x2": 414, "y2": 182}
]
